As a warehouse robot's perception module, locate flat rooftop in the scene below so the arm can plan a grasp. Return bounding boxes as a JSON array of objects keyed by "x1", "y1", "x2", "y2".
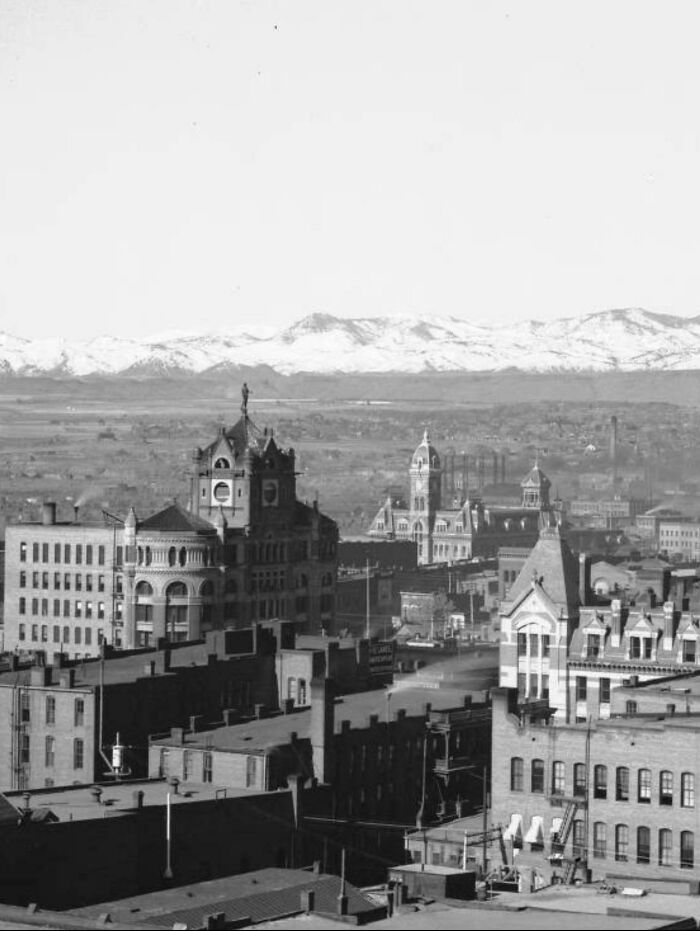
[
  {"x1": 151, "y1": 685, "x2": 482, "y2": 754},
  {"x1": 5, "y1": 778, "x2": 271, "y2": 823}
]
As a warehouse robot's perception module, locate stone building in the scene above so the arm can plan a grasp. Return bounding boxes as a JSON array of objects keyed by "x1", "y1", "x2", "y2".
[
  {"x1": 367, "y1": 431, "x2": 552, "y2": 565},
  {"x1": 3, "y1": 398, "x2": 339, "y2": 656}
]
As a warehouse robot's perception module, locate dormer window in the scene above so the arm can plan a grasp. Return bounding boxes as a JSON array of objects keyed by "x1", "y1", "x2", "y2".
[
  {"x1": 683, "y1": 640, "x2": 697, "y2": 663},
  {"x1": 587, "y1": 634, "x2": 601, "y2": 658}
]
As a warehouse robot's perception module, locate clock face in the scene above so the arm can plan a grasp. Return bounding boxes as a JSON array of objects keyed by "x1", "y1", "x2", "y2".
[
  {"x1": 262, "y1": 480, "x2": 279, "y2": 507},
  {"x1": 213, "y1": 481, "x2": 230, "y2": 502}
]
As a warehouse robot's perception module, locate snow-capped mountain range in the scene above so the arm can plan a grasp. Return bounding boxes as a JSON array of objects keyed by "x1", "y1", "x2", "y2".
[{"x1": 4, "y1": 308, "x2": 700, "y2": 377}]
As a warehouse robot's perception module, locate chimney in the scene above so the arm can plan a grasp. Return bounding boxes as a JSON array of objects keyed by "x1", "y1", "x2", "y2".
[
  {"x1": 222, "y1": 708, "x2": 237, "y2": 726},
  {"x1": 310, "y1": 678, "x2": 335, "y2": 785},
  {"x1": 189, "y1": 715, "x2": 203, "y2": 733},
  {"x1": 132, "y1": 790, "x2": 144, "y2": 811},
  {"x1": 610, "y1": 599, "x2": 622, "y2": 647},
  {"x1": 254, "y1": 703, "x2": 265, "y2": 720},
  {"x1": 578, "y1": 553, "x2": 589, "y2": 605},
  {"x1": 170, "y1": 727, "x2": 185, "y2": 745},
  {"x1": 59, "y1": 670, "x2": 76, "y2": 689},
  {"x1": 42, "y1": 502, "x2": 56, "y2": 526},
  {"x1": 663, "y1": 601, "x2": 676, "y2": 650},
  {"x1": 73, "y1": 505, "x2": 79, "y2": 523}
]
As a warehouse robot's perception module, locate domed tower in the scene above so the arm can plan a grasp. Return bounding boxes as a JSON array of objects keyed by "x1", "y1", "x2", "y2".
[
  {"x1": 409, "y1": 429, "x2": 442, "y2": 564},
  {"x1": 521, "y1": 457, "x2": 552, "y2": 512}
]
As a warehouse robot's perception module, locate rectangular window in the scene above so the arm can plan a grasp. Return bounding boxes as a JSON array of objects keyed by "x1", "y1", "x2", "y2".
[
  {"x1": 32, "y1": 571, "x2": 39, "y2": 587},
  {"x1": 64, "y1": 573, "x2": 71, "y2": 591},
  {"x1": 203, "y1": 751, "x2": 213, "y2": 783},
  {"x1": 53, "y1": 625, "x2": 60, "y2": 643},
  {"x1": 86, "y1": 575, "x2": 93, "y2": 592},
  {"x1": 63, "y1": 600, "x2": 70, "y2": 618},
  {"x1": 572, "y1": 820, "x2": 586, "y2": 859},
  {"x1": 98, "y1": 602, "x2": 105, "y2": 620},
  {"x1": 587, "y1": 634, "x2": 601, "y2": 658},
  {"x1": 73, "y1": 738, "x2": 84, "y2": 769},
  {"x1": 529, "y1": 673, "x2": 538, "y2": 698},
  {"x1": 517, "y1": 632, "x2": 527, "y2": 657},
  {"x1": 74, "y1": 627, "x2": 81, "y2": 644},
  {"x1": 41, "y1": 598, "x2": 48, "y2": 616},
  {"x1": 20, "y1": 541, "x2": 27, "y2": 562},
  {"x1": 630, "y1": 637, "x2": 640, "y2": 659},
  {"x1": 53, "y1": 599, "x2": 60, "y2": 617},
  {"x1": 86, "y1": 545, "x2": 93, "y2": 565},
  {"x1": 517, "y1": 672, "x2": 526, "y2": 696},
  {"x1": 85, "y1": 601, "x2": 93, "y2": 619},
  {"x1": 75, "y1": 545, "x2": 82, "y2": 565},
  {"x1": 31, "y1": 623, "x2": 38, "y2": 641},
  {"x1": 541, "y1": 675, "x2": 550, "y2": 700},
  {"x1": 74, "y1": 698, "x2": 85, "y2": 726},
  {"x1": 542, "y1": 634, "x2": 550, "y2": 658},
  {"x1": 19, "y1": 623, "x2": 25, "y2": 641},
  {"x1": 19, "y1": 571, "x2": 26, "y2": 588},
  {"x1": 85, "y1": 627, "x2": 92, "y2": 645},
  {"x1": 531, "y1": 759, "x2": 544, "y2": 793},
  {"x1": 600, "y1": 678, "x2": 611, "y2": 704},
  {"x1": 658, "y1": 829, "x2": 672, "y2": 866},
  {"x1": 75, "y1": 574, "x2": 82, "y2": 591},
  {"x1": 45, "y1": 696, "x2": 55, "y2": 724},
  {"x1": 75, "y1": 600, "x2": 82, "y2": 618},
  {"x1": 681, "y1": 831, "x2": 694, "y2": 870},
  {"x1": 19, "y1": 597, "x2": 25, "y2": 616},
  {"x1": 20, "y1": 733, "x2": 30, "y2": 764},
  {"x1": 576, "y1": 676, "x2": 587, "y2": 701},
  {"x1": 64, "y1": 543, "x2": 71, "y2": 563},
  {"x1": 20, "y1": 691, "x2": 30, "y2": 723},
  {"x1": 116, "y1": 545, "x2": 123, "y2": 565},
  {"x1": 637, "y1": 826, "x2": 650, "y2": 864},
  {"x1": 41, "y1": 624, "x2": 48, "y2": 642},
  {"x1": 45, "y1": 736, "x2": 55, "y2": 768},
  {"x1": 246, "y1": 755, "x2": 257, "y2": 788},
  {"x1": 529, "y1": 633, "x2": 539, "y2": 657},
  {"x1": 53, "y1": 571, "x2": 61, "y2": 589},
  {"x1": 182, "y1": 750, "x2": 192, "y2": 781},
  {"x1": 98, "y1": 545, "x2": 105, "y2": 566},
  {"x1": 98, "y1": 575, "x2": 105, "y2": 592},
  {"x1": 42, "y1": 543, "x2": 49, "y2": 563},
  {"x1": 684, "y1": 640, "x2": 697, "y2": 663},
  {"x1": 54, "y1": 543, "x2": 61, "y2": 563},
  {"x1": 31, "y1": 597, "x2": 38, "y2": 615},
  {"x1": 32, "y1": 542, "x2": 39, "y2": 562},
  {"x1": 682, "y1": 773, "x2": 695, "y2": 808},
  {"x1": 644, "y1": 638, "x2": 652, "y2": 659}
]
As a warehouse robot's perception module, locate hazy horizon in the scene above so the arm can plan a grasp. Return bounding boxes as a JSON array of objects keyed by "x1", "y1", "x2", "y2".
[{"x1": 3, "y1": 1, "x2": 700, "y2": 340}]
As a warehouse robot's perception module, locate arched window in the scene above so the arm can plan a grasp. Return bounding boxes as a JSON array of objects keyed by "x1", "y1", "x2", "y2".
[
  {"x1": 166, "y1": 581, "x2": 188, "y2": 598},
  {"x1": 637, "y1": 826, "x2": 650, "y2": 864},
  {"x1": 681, "y1": 831, "x2": 694, "y2": 869},
  {"x1": 573, "y1": 763, "x2": 586, "y2": 797},
  {"x1": 658, "y1": 828, "x2": 672, "y2": 866},
  {"x1": 179, "y1": 547, "x2": 187, "y2": 567},
  {"x1": 682, "y1": 772, "x2": 695, "y2": 808},
  {"x1": 168, "y1": 547, "x2": 176, "y2": 567},
  {"x1": 531, "y1": 759, "x2": 544, "y2": 793},
  {"x1": 660, "y1": 770, "x2": 673, "y2": 806},
  {"x1": 135, "y1": 581, "x2": 153, "y2": 597},
  {"x1": 638, "y1": 768, "x2": 652, "y2": 803},
  {"x1": 200, "y1": 580, "x2": 214, "y2": 597},
  {"x1": 616, "y1": 766, "x2": 630, "y2": 801},
  {"x1": 145, "y1": 546, "x2": 152, "y2": 566},
  {"x1": 551, "y1": 760, "x2": 565, "y2": 796},
  {"x1": 594, "y1": 764, "x2": 608, "y2": 799},
  {"x1": 214, "y1": 457, "x2": 230, "y2": 469},
  {"x1": 615, "y1": 824, "x2": 629, "y2": 862},
  {"x1": 137, "y1": 546, "x2": 143, "y2": 566},
  {"x1": 593, "y1": 822, "x2": 606, "y2": 859},
  {"x1": 510, "y1": 757, "x2": 524, "y2": 792}
]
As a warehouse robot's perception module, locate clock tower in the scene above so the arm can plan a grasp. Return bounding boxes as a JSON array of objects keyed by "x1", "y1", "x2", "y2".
[{"x1": 409, "y1": 429, "x2": 441, "y2": 564}]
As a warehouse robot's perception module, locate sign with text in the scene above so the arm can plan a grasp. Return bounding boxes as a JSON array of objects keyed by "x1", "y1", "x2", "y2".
[{"x1": 369, "y1": 640, "x2": 395, "y2": 675}]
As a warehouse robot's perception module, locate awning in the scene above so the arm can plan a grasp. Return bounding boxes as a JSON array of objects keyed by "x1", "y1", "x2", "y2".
[
  {"x1": 503, "y1": 813, "x2": 523, "y2": 842},
  {"x1": 525, "y1": 815, "x2": 544, "y2": 845},
  {"x1": 549, "y1": 817, "x2": 562, "y2": 836}
]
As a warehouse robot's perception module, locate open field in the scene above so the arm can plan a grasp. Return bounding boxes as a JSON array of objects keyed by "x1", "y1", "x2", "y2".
[{"x1": 0, "y1": 370, "x2": 700, "y2": 535}]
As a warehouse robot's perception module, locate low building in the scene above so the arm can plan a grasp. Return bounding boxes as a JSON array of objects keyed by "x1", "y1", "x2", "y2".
[
  {"x1": 149, "y1": 681, "x2": 491, "y2": 826},
  {"x1": 0, "y1": 626, "x2": 281, "y2": 791},
  {"x1": 659, "y1": 519, "x2": 700, "y2": 562}
]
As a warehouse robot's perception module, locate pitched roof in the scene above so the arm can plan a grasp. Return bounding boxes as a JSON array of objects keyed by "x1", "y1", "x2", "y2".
[
  {"x1": 138, "y1": 502, "x2": 216, "y2": 535},
  {"x1": 506, "y1": 526, "x2": 579, "y2": 611}
]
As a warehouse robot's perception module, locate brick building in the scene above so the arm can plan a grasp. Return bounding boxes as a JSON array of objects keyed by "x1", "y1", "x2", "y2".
[
  {"x1": 149, "y1": 681, "x2": 491, "y2": 826},
  {"x1": 0, "y1": 627, "x2": 280, "y2": 791},
  {"x1": 3, "y1": 397, "x2": 339, "y2": 656},
  {"x1": 492, "y1": 682, "x2": 700, "y2": 883}
]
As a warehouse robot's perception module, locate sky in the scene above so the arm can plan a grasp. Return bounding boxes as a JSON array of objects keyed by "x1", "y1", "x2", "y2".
[{"x1": 2, "y1": 0, "x2": 700, "y2": 340}]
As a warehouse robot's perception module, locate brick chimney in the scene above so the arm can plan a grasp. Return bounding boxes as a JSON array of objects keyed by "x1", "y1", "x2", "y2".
[
  {"x1": 610, "y1": 599, "x2": 622, "y2": 647},
  {"x1": 310, "y1": 678, "x2": 335, "y2": 785}
]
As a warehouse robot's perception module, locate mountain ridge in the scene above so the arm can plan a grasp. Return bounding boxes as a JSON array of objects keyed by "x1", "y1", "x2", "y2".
[{"x1": 3, "y1": 308, "x2": 700, "y2": 376}]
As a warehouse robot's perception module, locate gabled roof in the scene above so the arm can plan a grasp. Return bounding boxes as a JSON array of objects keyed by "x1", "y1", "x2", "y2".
[
  {"x1": 138, "y1": 502, "x2": 216, "y2": 535},
  {"x1": 506, "y1": 526, "x2": 579, "y2": 611}
]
